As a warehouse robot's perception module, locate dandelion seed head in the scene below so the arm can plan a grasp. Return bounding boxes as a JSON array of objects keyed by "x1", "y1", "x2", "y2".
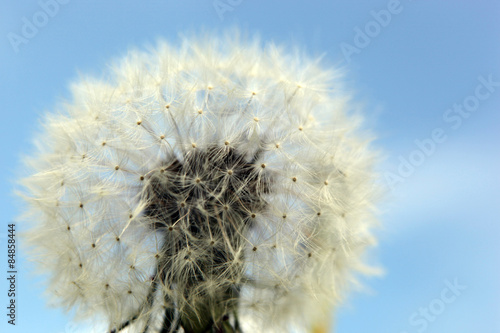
[{"x1": 19, "y1": 33, "x2": 379, "y2": 332}]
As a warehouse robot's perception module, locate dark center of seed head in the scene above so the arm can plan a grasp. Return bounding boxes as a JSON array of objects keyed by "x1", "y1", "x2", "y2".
[
  {"x1": 143, "y1": 146, "x2": 269, "y2": 233},
  {"x1": 141, "y1": 146, "x2": 270, "y2": 329}
]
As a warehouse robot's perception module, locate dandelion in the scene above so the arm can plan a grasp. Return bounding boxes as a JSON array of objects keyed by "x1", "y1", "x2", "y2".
[{"x1": 19, "y1": 33, "x2": 379, "y2": 332}]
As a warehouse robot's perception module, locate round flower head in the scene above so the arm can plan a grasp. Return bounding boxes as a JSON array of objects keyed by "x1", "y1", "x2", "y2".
[{"x1": 20, "y1": 33, "x2": 379, "y2": 332}]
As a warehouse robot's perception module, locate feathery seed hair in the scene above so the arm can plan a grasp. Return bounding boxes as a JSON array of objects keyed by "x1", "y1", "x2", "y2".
[{"x1": 19, "y1": 33, "x2": 379, "y2": 333}]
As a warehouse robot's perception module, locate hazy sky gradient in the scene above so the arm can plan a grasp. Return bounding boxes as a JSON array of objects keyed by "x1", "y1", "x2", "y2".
[{"x1": 1, "y1": 1, "x2": 499, "y2": 332}]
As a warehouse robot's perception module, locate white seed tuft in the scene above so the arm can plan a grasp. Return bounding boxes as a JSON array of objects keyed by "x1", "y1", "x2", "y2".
[{"x1": 18, "y1": 33, "x2": 380, "y2": 332}]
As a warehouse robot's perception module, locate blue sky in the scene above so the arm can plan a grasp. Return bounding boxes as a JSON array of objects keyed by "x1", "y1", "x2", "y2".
[{"x1": 1, "y1": 1, "x2": 499, "y2": 332}]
